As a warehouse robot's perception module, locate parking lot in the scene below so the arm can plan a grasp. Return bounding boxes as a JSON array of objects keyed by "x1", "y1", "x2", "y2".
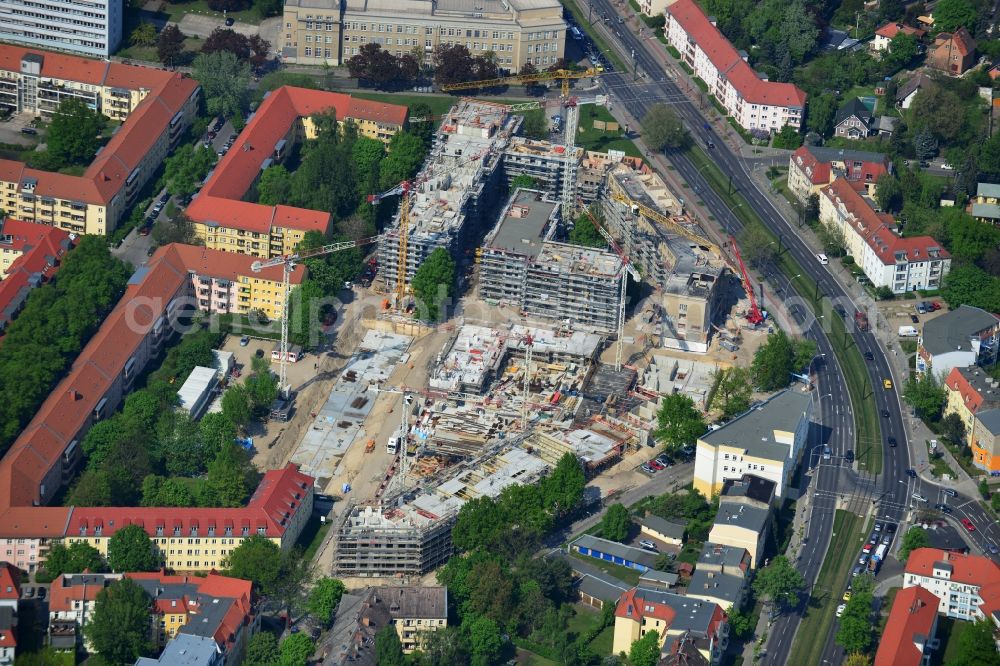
[
  {"x1": 0, "y1": 112, "x2": 41, "y2": 147},
  {"x1": 176, "y1": 13, "x2": 260, "y2": 39}
]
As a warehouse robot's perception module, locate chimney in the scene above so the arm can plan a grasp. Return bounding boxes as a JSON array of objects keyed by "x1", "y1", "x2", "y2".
[{"x1": 67, "y1": 389, "x2": 79, "y2": 401}]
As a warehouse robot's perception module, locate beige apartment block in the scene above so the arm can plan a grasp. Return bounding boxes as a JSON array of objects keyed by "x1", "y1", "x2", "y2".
[{"x1": 281, "y1": 0, "x2": 566, "y2": 70}]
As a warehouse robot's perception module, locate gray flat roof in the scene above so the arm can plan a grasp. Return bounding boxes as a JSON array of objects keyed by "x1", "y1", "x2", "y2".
[
  {"x1": 921, "y1": 305, "x2": 1000, "y2": 356},
  {"x1": 977, "y1": 407, "x2": 1000, "y2": 436},
  {"x1": 698, "y1": 542, "x2": 749, "y2": 571},
  {"x1": 721, "y1": 474, "x2": 776, "y2": 505},
  {"x1": 971, "y1": 203, "x2": 1000, "y2": 219},
  {"x1": 978, "y1": 182, "x2": 1000, "y2": 199},
  {"x1": 699, "y1": 389, "x2": 812, "y2": 462},
  {"x1": 631, "y1": 587, "x2": 720, "y2": 634},
  {"x1": 135, "y1": 634, "x2": 221, "y2": 665},
  {"x1": 713, "y1": 501, "x2": 770, "y2": 534},
  {"x1": 686, "y1": 569, "x2": 745, "y2": 607},
  {"x1": 639, "y1": 570, "x2": 680, "y2": 586},
  {"x1": 483, "y1": 189, "x2": 558, "y2": 260},
  {"x1": 573, "y1": 534, "x2": 659, "y2": 568},
  {"x1": 638, "y1": 515, "x2": 686, "y2": 539}
]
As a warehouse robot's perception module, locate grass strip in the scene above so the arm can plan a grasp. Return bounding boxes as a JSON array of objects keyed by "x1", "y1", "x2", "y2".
[
  {"x1": 684, "y1": 146, "x2": 882, "y2": 473},
  {"x1": 787, "y1": 510, "x2": 867, "y2": 666},
  {"x1": 560, "y1": 0, "x2": 628, "y2": 71}
]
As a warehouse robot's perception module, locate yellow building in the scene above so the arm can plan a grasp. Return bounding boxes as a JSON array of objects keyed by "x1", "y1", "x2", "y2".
[
  {"x1": 381, "y1": 587, "x2": 448, "y2": 653},
  {"x1": 281, "y1": 0, "x2": 567, "y2": 71},
  {"x1": 612, "y1": 586, "x2": 728, "y2": 662}
]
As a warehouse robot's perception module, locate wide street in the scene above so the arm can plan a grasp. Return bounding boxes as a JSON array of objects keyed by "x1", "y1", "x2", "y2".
[{"x1": 573, "y1": 2, "x2": 1000, "y2": 662}]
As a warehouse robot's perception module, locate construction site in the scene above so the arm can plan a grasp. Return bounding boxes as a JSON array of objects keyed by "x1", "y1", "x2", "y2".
[{"x1": 250, "y1": 92, "x2": 780, "y2": 579}]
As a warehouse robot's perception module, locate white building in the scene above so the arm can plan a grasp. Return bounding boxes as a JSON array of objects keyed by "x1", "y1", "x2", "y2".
[
  {"x1": 694, "y1": 390, "x2": 813, "y2": 499},
  {"x1": 818, "y1": 178, "x2": 950, "y2": 294},
  {"x1": 0, "y1": 0, "x2": 123, "y2": 57},
  {"x1": 663, "y1": 0, "x2": 806, "y2": 133},
  {"x1": 903, "y1": 548, "x2": 1000, "y2": 621},
  {"x1": 917, "y1": 305, "x2": 1000, "y2": 377}
]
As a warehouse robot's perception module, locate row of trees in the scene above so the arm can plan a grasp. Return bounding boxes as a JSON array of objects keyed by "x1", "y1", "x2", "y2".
[
  {"x1": 347, "y1": 44, "x2": 421, "y2": 88},
  {"x1": 164, "y1": 144, "x2": 217, "y2": 200},
  {"x1": 0, "y1": 237, "x2": 130, "y2": 454}
]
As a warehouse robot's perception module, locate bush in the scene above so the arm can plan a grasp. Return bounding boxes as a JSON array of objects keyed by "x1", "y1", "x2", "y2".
[{"x1": 842, "y1": 256, "x2": 855, "y2": 266}]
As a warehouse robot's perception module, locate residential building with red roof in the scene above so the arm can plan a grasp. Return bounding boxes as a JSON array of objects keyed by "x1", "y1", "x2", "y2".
[
  {"x1": 663, "y1": 0, "x2": 806, "y2": 133},
  {"x1": 612, "y1": 586, "x2": 728, "y2": 662},
  {"x1": 787, "y1": 145, "x2": 890, "y2": 202},
  {"x1": 0, "y1": 47, "x2": 200, "y2": 236},
  {"x1": 943, "y1": 366, "x2": 1000, "y2": 446},
  {"x1": 903, "y1": 548, "x2": 1000, "y2": 621},
  {"x1": 818, "y1": 178, "x2": 950, "y2": 294},
  {"x1": 928, "y1": 27, "x2": 976, "y2": 75},
  {"x1": 0, "y1": 219, "x2": 74, "y2": 332},
  {"x1": 0, "y1": 564, "x2": 18, "y2": 608},
  {"x1": 873, "y1": 585, "x2": 939, "y2": 666},
  {"x1": 870, "y1": 22, "x2": 926, "y2": 54},
  {"x1": 188, "y1": 86, "x2": 406, "y2": 260}
]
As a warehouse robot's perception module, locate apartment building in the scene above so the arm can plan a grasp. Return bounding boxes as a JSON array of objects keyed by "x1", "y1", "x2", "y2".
[
  {"x1": 708, "y1": 502, "x2": 770, "y2": 568},
  {"x1": 694, "y1": 389, "x2": 813, "y2": 499},
  {"x1": 478, "y1": 188, "x2": 623, "y2": 333},
  {"x1": 0, "y1": 564, "x2": 17, "y2": 666},
  {"x1": 189, "y1": 86, "x2": 405, "y2": 259},
  {"x1": 917, "y1": 305, "x2": 1000, "y2": 378},
  {"x1": 281, "y1": 0, "x2": 566, "y2": 70},
  {"x1": 873, "y1": 586, "x2": 939, "y2": 666},
  {"x1": 378, "y1": 100, "x2": 520, "y2": 294},
  {"x1": 0, "y1": 218, "x2": 73, "y2": 332},
  {"x1": 136, "y1": 634, "x2": 223, "y2": 666},
  {"x1": 663, "y1": 0, "x2": 806, "y2": 133},
  {"x1": 943, "y1": 366, "x2": 1000, "y2": 447},
  {"x1": 970, "y1": 408, "x2": 1000, "y2": 474},
  {"x1": 903, "y1": 548, "x2": 1000, "y2": 621},
  {"x1": 818, "y1": 178, "x2": 949, "y2": 294},
  {"x1": 0, "y1": 0, "x2": 122, "y2": 58},
  {"x1": 928, "y1": 27, "x2": 976, "y2": 75},
  {"x1": 0, "y1": 48, "x2": 199, "y2": 235},
  {"x1": 612, "y1": 586, "x2": 728, "y2": 663},
  {"x1": 687, "y1": 543, "x2": 750, "y2": 610},
  {"x1": 787, "y1": 145, "x2": 890, "y2": 203},
  {"x1": 48, "y1": 573, "x2": 121, "y2": 650}
]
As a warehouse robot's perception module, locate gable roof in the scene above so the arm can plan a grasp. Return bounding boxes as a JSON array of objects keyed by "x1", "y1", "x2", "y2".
[
  {"x1": 0, "y1": 563, "x2": 20, "y2": 601},
  {"x1": 944, "y1": 366, "x2": 1000, "y2": 415},
  {"x1": 921, "y1": 305, "x2": 1000, "y2": 357},
  {"x1": 874, "y1": 22, "x2": 925, "y2": 40},
  {"x1": 835, "y1": 98, "x2": 874, "y2": 127},
  {"x1": 895, "y1": 73, "x2": 932, "y2": 103},
  {"x1": 873, "y1": 586, "x2": 939, "y2": 666},
  {"x1": 637, "y1": 514, "x2": 686, "y2": 539},
  {"x1": 790, "y1": 146, "x2": 889, "y2": 187},
  {"x1": 934, "y1": 27, "x2": 975, "y2": 56}
]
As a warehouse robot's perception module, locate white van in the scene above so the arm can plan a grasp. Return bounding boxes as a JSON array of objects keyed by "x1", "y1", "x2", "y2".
[
  {"x1": 897, "y1": 326, "x2": 919, "y2": 337},
  {"x1": 817, "y1": 253, "x2": 829, "y2": 265}
]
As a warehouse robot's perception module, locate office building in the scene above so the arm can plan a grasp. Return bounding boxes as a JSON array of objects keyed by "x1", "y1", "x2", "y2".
[
  {"x1": 694, "y1": 389, "x2": 812, "y2": 498},
  {"x1": 281, "y1": 0, "x2": 566, "y2": 71},
  {"x1": 190, "y1": 86, "x2": 407, "y2": 259},
  {"x1": 903, "y1": 548, "x2": 1000, "y2": 621},
  {"x1": 0, "y1": 0, "x2": 122, "y2": 58},
  {"x1": 663, "y1": 0, "x2": 806, "y2": 133}
]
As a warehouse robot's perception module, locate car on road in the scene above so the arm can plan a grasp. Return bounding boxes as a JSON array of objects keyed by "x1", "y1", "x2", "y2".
[
  {"x1": 862, "y1": 542, "x2": 873, "y2": 553},
  {"x1": 836, "y1": 604, "x2": 847, "y2": 618},
  {"x1": 146, "y1": 246, "x2": 155, "y2": 257},
  {"x1": 240, "y1": 336, "x2": 250, "y2": 346},
  {"x1": 882, "y1": 534, "x2": 892, "y2": 545},
  {"x1": 851, "y1": 565, "x2": 865, "y2": 577},
  {"x1": 912, "y1": 493, "x2": 928, "y2": 503},
  {"x1": 845, "y1": 450, "x2": 854, "y2": 463},
  {"x1": 883, "y1": 378, "x2": 893, "y2": 390},
  {"x1": 881, "y1": 409, "x2": 890, "y2": 418},
  {"x1": 874, "y1": 521, "x2": 883, "y2": 532},
  {"x1": 858, "y1": 554, "x2": 869, "y2": 565},
  {"x1": 888, "y1": 436, "x2": 897, "y2": 448},
  {"x1": 989, "y1": 543, "x2": 999, "y2": 555},
  {"x1": 961, "y1": 518, "x2": 976, "y2": 532},
  {"x1": 906, "y1": 468, "x2": 917, "y2": 478},
  {"x1": 910, "y1": 314, "x2": 920, "y2": 324},
  {"x1": 639, "y1": 539, "x2": 658, "y2": 551},
  {"x1": 935, "y1": 503, "x2": 953, "y2": 513},
  {"x1": 942, "y1": 488, "x2": 957, "y2": 497},
  {"x1": 817, "y1": 252, "x2": 829, "y2": 265},
  {"x1": 843, "y1": 590, "x2": 852, "y2": 601},
  {"x1": 886, "y1": 523, "x2": 897, "y2": 533}
]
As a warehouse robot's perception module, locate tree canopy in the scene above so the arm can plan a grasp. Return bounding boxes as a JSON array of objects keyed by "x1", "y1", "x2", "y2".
[
  {"x1": 954, "y1": 619, "x2": 999, "y2": 664},
  {"x1": 629, "y1": 630, "x2": 661, "y2": 666},
  {"x1": 224, "y1": 535, "x2": 284, "y2": 594},
  {"x1": 750, "y1": 329, "x2": 817, "y2": 392},
  {"x1": 753, "y1": 556, "x2": 805, "y2": 608},
  {"x1": 192, "y1": 51, "x2": 251, "y2": 122},
  {"x1": 308, "y1": 577, "x2": 347, "y2": 626},
  {"x1": 599, "y1": 503, "x2": 631, "y2": 541},
  {"x1": 711, "y1": 367, "x2": 753, "y2": 419},
  {"x1": 836, "y1": 574, "x2": 875, "y2": 653},
  {"x1": 411, "y1": 247, "x2": 456, "y2": 321},
  {"x1": 898, "y1": 527, "x2": 929, "y2": 561},
  {"x1": 642, "y1": 104, "x2": 691, "y2": 151},
  {"x1": 84, "y1": 578, "x2": 153, "y2": 665},
  {"x1": 653, "y1": 393, "x2": 706, "y2": 453},
  {"x1": 38, "y1": 541, "x2": 106, "y2": 582},
  {"x1": 44, "y1": 97, "x2": 106, "y2": 167},
  {"x1": 375, "y1": 625, "x2": 406, "y2": 666},
  {"x1": 902, "y1": 372, "x2": 946, "y2": 421},
  {"x1": 347, "y1": 43, "x2": 420, "y2": 87},
  {"x1": 107, "y1": 524, "x2": 159, "y2": 572},
  {"x1": 157, "y1": 25, "x2": 185, "y2": 67}
]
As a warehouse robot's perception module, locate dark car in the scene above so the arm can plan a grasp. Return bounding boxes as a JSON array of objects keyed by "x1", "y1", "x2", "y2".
[
  {"x1": 886, "y1": 523, "x2": 897, "y2": 533},
  {"x1": 20, "y1": 127, "x2": 37, "y2": 135},
  {"x1": 225, "y1": 16, "x2": 235, "y2": 25},
  {"x1": 864, "y1": 351, "x2": 874, "y2": 361},
  {"x1": 881, "y1": 409, "x2": 890, "y2": 418},
  {"x1": 934, "y1": 503, "x2": 953, "y2": 513},
  {"x1": 146, "y1": 246, "x2": 155, "y2": 257},
  {"x1": 910, "y1": 314, "x2": 920, "y2": 324},
  {"x1": 844, "y1": 450, "x2": 854, "y2": 463},
  {"x1": 905, "y1": 468, "x2": 917, "y2": 478},
  {"x1": 888, "y1": 436, "x2": 897, "y2": 448}
]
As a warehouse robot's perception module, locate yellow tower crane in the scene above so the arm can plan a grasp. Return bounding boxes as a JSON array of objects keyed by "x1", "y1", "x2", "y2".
[{"x1": 439, "y1": 67, "x2": 603, "y2": 98}]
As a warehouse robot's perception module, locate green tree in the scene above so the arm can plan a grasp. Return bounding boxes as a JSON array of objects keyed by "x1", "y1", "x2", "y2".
[
  {"x1": 844, "y1": 653, "x2": 872, "y2": 666},
  {"x1": 39, "y1": 541, "x2": 105, "y2": 581},
  {"x1": 933, "y1": 0, "x2": 977, "y2": 32},
  {"x1": 806, "y1": 93, "x2": 838, "y2": 136},
  {"x1": 411, "y1": 247, "x2": 456, "y2": 321},
  {"x1": 378, "y1": 131, "x2": 428, "y2": 190},
  {"x1": 130, "y1": 21, "x2": 157, "y2": 47},
  {"x1": 278, "y1": 633, "x2": 314, "y2": 666},
  {"x1": 205, "y1": 441, "x2": 255, "y2": 507},
  {"x1": 244, "y1": 632, "x2": 281, "y2": 666},
  {"x1": 642, "y1": 104, "x2": 691, "y2": 151},
  {"x1": 913, "y1": 128, "x2": 938, "y2": 160},
  {"x1": 465, "y1": 614, "x2": 503, "y2": 666},
  {"x1": 510, "y1": 174, "x2": 537, "y2": 190},
  {"x1": 257, "y1": 165, "x2": 294, "y2": 205},
  {"x1": 140, "y1": 475, "x2": 196, "y2": 507},
  {"x1": 375, "y1": 625, "x2": 406, "y2": 666},
  {"x1": 600, "y1": 503, "x2": 631, "y2": 542},
  {"x1": 753, "y1": 556, "x2": 805, "y2": 608},
  {"x1": 875, "y1": 173, "x2": 903, "y2": 213},
  {"x1": 192, "y1": 51, "x2": 251, "y2": 121},
  {"x1": 200, "y1": 412, "x2": 237, "y2": 461},
  {"x1": 954, "y1": 619, "x2": 1000, "y2": 663},
  {"x1": 520, "y1": 111, "x2": 548, "y2": 140},
  {"x1": 943, "y1": 265, "x2": 1000, "y2": 313},
  {"x1": 903, "y1": 372, "x2": 946, "y2": 420},
  {"x1": 255, "y1": 0, "x2": 283, "y2": 17},
  {"x1": 727, "y1": 605, "x2": 755, "y2": 638},
  {"x1": 245, "y1": 355, "x2": 279, "y2": 411},
  {"x1": 737, "y1": 225, "x2": 777, "y2": 267},
  {"x1": 308, "y1": 577, "x2": 347, "y2": 626},
  {"x1": 84, "y1": 578, "x2": 153, "y2": 665},
  {"x1": 898, "y1": 527, "x2": 929, "y2": 561},
  {"x1": 157, "y1": 25, "x2": 185, "y2": 67},
  {"x1": 751, "y1": 330, "x2": 815, "y2": 392},
  {"x1": 224, "y1": 535, "x2": 283, "y2": 593},
  {"x1": 837, "y1": 574, "x2": 874, "y2": 653},
  {"x1": 628, "y1": 630, "x2": 661, "y2": 666},
  {"x1": 980, "y1": 478, "x2": 991, "y2": 500},
  {"x1": 653, "y1": 393, "x2": 706, "y2": 453},
  {"x1": 539, "y1": 452, "x2": 585, "y2": 515},
  {"x1": 940, "y1": 412, "x2": 966, "y2": 446},
  {"x1": 164, "y1": 144, "x2": 217, "y2": 200},
  {"x1": 46, "y1": 97, "x2": 106, "y2": 166},
  {"x1": 772, "y1": 125, "x2": 802, "y2": 149},
  {"x1": 222, "y1": 385, "x2": 253, "y2": 429},
  {"x1": 107, "y1": 524, "x2": 158, "y2": 572},
  {"x1": 712, "y1": 366, "x2": 753, "y2": 418},
  {"x1": 568, "y1": 208, "x2": 607, "y2": 249}
]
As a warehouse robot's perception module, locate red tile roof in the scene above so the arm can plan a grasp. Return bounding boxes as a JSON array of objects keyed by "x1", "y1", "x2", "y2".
[
  {"x1": 943, "y1": 367, "x2": 1000, "y2": 415},
  {"x1": 874, "y1": 22, "x2": 926, "y2": 40},
  {"x1": 0, "y1": 45, "x2": 109, "y2": 85},
  {"x1": 165, "y1": 244, "x2": 305, "y2": 285},
  {"x1": 821, "y1": 178, "x2": 948, "y2": 266},
  {"x1": 934, "y1": 27, "x2": 975, "y2": 57},
  {"x1": 874, "y1": 586, "x2": 938, "y2": 666},
  {"x1": 0, "y1": 220, "x2": 73, "y2": 328},
  {"x1": 0, "y1": 563, "x2": 20, "y2": 601},
  {"x1": 905, "y1": 548, "x2": 1000, "y2": 616},
  {"x1": 791, "y1": 146, "x2": 889, "y2": 187},
  {"x1": 187, "y1": 86, "x2": 406, "y2": 236},
  {"x1": 616, "y1": 586, "x2": 677, "y2": 624},
  {"x1": 48, "y1": 573, "x2": 117, "y2": 612},
  {"x1": 665, "y1": 0, "x2": 806, "y2": 108}
]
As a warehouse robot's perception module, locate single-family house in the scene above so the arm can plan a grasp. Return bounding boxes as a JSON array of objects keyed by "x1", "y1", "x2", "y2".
[
  {"x1": 834, "y1": 98, "x2": 875, "y2": 138},
  {"x1": 870, "y1": 22, "x2": 925, "y2": 54},
  {"x1": 971, "y1": 182, "x2": 1000, "y2": 224},
  {"x1": 928, "y1": 27, "x2": 976, "y2": 75},
  {"x1": 895, "y1": 73, "x2": 932, "y2": 110}
]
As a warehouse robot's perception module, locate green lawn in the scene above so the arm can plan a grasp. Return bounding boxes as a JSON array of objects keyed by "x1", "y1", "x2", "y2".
[
  {"x1": 569, "y1": 551, "x2": 642, "y2": 586},
  {"x1": 297, "y1": 515, "x2": 332, "y2": 561},
  {"x1": 787, "y1": 510, "x2": 868, "y2": 666},
  {"x1": 155, "y1": 0, "x2": 263, "y2": 25},
  {"x1": 684, "y1": 146, "x2": 882, "y2": 473},
  {"x1": 927, "y1": 443, "x2": 957, "y2": 479},
  {"x1": 589, "y1": 625, "x2": 614, "y2": 656},
  {"x1": 575, "y1": 105, "x2": 642, "y2": 158},
  {"x1": 515, "y1": 648, "x2": 560, "y2": 665},
  {"x1": 935, "y1": 617, "x2": 973, "y2": 666}
]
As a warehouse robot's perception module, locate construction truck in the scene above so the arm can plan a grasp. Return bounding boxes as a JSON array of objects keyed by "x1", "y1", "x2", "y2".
[{"x1": 854, "y1": 310, "x2": 869, "y2": 332}]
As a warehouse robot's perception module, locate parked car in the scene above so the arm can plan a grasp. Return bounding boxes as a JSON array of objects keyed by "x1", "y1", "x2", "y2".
[
  {"x1": 648, "y1": 460, "x2": 665, "y2": 471},
  {"x1": 240, "y1": 336, "x2": 250, "y2": 346},
  {"x1": 225, "y1": 16, "x2": 235, "y2": 25},
  {"x1": 641, "y1": 463, "x2": 656, "y2": 474},
  {"x1": 961, "y1": 518, "x2": 976, "y2": 531},
  {"x1": 843, "y1": 590, "x2": 852, "y2": 601},
  {"x1": 20, "y1": 127, "x2": 37, "y2": 135},
  {"x1": 905, "y1": 468, "x2": 917, "y2": 478},
  {"x1": 639, "y1": 540, "x2": 658, "y2": 551},
  {"x1": 836, "y1": 604, "x2": 847, "y2": 618},
  {"x1": 942, "y1": 488, "x2": 957, "y2": 497},
  {"x1": 931, "y1": 301, "x2": 941, "y2": 311},
  {"x1": 874, "y1": 521, "x2": 883, "y2": 532},
  {"x1": 910, "y1": 314, "x2": 920, "y2": 324},
  {"x1": 916, "y1": 303, "x2": 927, "y2": 314}
]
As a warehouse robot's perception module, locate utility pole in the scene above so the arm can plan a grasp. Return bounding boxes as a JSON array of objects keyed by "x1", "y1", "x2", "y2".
[{"x1": 588, "y1": 0, "x2": 594, "y2": 25}]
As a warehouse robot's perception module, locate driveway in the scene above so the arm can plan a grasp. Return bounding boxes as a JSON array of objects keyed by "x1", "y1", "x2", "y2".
[
  {"x1": 259, "y1": 17, "x2": 282, "y2": 52},
  {"x1": 0, "y1": 112, "x2": 40, "y2": 147},
  {"x1": 176, "y1": 14, "x2": 259, "y2": 39}
]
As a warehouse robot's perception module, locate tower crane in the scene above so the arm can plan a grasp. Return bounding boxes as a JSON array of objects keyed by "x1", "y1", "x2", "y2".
[
  {"x1": 366, "y1": 384, "x2": 418, "y2": 499},
  {"x1": 250, "y1": 235, "x2": 381, "y2": 400},
  {"x1": 606, "y1": 177, "x2": 765, "y2": 326},
  {"x1": 577, "y1": 202, "x2": 640, "y2": 372},
  {"x1": 439, "y1": 67, "x2": 602, "y2": 98}
]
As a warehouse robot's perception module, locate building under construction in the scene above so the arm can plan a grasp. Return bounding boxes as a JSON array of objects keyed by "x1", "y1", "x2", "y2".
[
  {"x1": 502, "y1": 139, "x2": 622, "y2": 205},
  {"x1": 377, "y1": 100, "x2": 522, "y2": 294},
  {"x1": 478, "y1": 189, "x2": 623, "y2": 333}
]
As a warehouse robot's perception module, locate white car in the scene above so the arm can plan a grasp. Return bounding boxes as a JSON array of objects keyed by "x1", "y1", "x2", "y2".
[
  {"x1": 639, "y1": 539, "x2": 658, "y2": 551},
  {"x1": 912, "y1": 493, "x2": 928, "y2": 503},
  {"x1": 817, "y1": 253, "x2": 829, "y2": 265},
  {"x1": 836, "y1": 604, "x2": 847, "y2": 618}
]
